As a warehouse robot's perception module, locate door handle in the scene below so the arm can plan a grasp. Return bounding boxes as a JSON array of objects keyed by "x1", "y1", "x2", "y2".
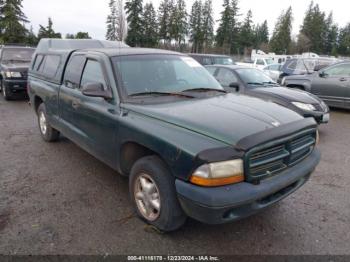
[
  {"x1": 72, "y1": 100, "x2": 80, "y2": 109},
  {"x1": 339, "y1": 78, "x2": 347, "y2": 82}
]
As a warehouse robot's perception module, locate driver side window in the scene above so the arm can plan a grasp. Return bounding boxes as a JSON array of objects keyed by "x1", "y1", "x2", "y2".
[
  {"x1": 216, "y1": 68, "x2": 237, "y2": 87},
  {"x1": 80, "y1": 60, "x2": 107, "y2": 89}
]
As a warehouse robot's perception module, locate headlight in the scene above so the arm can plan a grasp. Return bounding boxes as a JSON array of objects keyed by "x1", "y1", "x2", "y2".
[
  {"x1": 5, "y1": 71, "x2": 22, "y2": 78},
  {"x1": 190, "y1": 159, "x2": 244, "y2": 187},
  {"x1": 292, "y1": 102, "x2": 316, "y2": 111}
]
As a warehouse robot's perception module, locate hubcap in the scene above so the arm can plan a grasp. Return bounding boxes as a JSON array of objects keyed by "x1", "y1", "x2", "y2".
[
  {"x1": 39, "y1": 112, "x2": 47, "y2": 135},
  {"x1": 134, "y1": 174, "x2": 161, "y2": 221}
]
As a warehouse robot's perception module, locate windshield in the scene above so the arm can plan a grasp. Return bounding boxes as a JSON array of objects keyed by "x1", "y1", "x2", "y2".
[
  {"x1": 265, "y1": 58, "x2": 274, "y2": 65},
  {"x1": 213, "y1": 57, "x2": 235, "y2": 65},
  {"x1": 112, "y1": 55, "x2": 223, "y2": 96},
  {"x1": 2, "y1": 48, "x2": 35, "y2": 62},
  {"x1": 236, "y1": 68, "x2": 276, "y2": 87}
]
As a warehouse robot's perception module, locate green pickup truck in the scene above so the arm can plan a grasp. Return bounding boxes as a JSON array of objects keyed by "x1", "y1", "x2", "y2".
[{"x1": 28, "y1": 39, "x2": 320, "y2": 232}]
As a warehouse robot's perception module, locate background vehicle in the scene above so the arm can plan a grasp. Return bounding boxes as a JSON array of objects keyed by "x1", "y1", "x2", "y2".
[
  {"x1": 28, "y1": 39, "x2": 320, "y2": 232},
  {"x1": 206, "y1": 65, "x2": 330, "y2": 124},
  {"x1": 236, "y1": 57, "x2": 275, "y2": 70},
  {"x1": 0, "y1": 45, "x2": 35, "y2": 100},
  {"x1": 279, "y1": 57, "x2": 340, "y2": 83},
  {"x1": 283, "y1": 62, "x2": 350, "y2": 109},
  {"x1": 188, "y1": 53, "x2": 235, "y2": 65},
  {"x1": 263, "y1": 63, "x2": 282, "y2": 82}
]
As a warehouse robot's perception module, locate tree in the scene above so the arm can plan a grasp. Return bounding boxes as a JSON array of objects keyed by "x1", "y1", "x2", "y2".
[
  {"x1": 38, "y1": 18, "x2": 62, "y2": 39},
  {"x1": 215, "y1": 0, "x2": 240, "y2": 54},
  {"x1": 201, "y1": 0, "x2": 214, "y2": 51},
  {"x1": 0, "y1": 0, "x2": 28, "y2": 43},
  {"x1": 189, "y1": 0, "x2": 203, "y2": 53},
  {"x1": 106, "y1": 0, "x2": 127, "y2": 41},
  {"x1": 170, "y1": 0, "x2": 187, "y2": 47},
  {"x1": 65, "y1": 33, "x2": 75, "y2": 39},
  {"x1": 323, "y1": 12, "x2": 338, "y2": 55},
  {"x1": 254, "y1": 20, "x2": 269, "y2": 49},
  {"x1": 25, "y1": 25, "x2": 38, "y2": 46},
  {"x1": 269, "y1": 7, "x2": 293, "y2": 54},
  {"x1": 125, "y1": 0, "x2": 143, "y2": 46},
  {"x1": 239, "y1": 10, "x2": 255, "y2": 53},
  {"x1": 338, "y1": 23, "x2": 350, "y2": 56},
  {"x1": 75, "y1": 32, "x2": 91, "y2": 39},
  {"x1": 299, "y1": 1, "x2": 326, "y2": 54},
  {"x1": 158, "y1": 0, "x2": 173, "y2": 43},
  {"x1": 142, "y1": 3, "x2": 158, "y2": 47}
]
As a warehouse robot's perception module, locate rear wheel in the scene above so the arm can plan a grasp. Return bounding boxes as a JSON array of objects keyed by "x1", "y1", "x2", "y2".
[
  {"x1": 130, "y1": 156, "x2": 187, "y2": 232},
  {"x1": 37, "y1": 103, "x2": 60, "y2": 142}
]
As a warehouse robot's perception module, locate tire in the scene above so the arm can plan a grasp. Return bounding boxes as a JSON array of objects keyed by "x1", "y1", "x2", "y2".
[
  {"x1": 2, "y1": 82, "x2": 12, "y2": 101},
  {"x1": 37, "y1": 103, "x2": 60, "y2": 142},
  {"x1": 130, "y1": 155, "x2": 187, "y2": 232}
]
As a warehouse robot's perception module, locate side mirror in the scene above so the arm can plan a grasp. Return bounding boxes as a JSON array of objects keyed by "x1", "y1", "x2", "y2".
[
  {"x1": 81, "y1": 82, "x2": 112, "y2": 99},
  {"x1": 319, "y1": 71, "x2": 327, "y2": 78},
  {"x1": 229, "y1": 82, "x2": 240, "y2": 91}
]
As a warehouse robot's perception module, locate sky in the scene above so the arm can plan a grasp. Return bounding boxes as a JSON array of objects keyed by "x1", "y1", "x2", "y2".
[{"x1": 22, "y1": 0, "x2": 350, "y2": 40}]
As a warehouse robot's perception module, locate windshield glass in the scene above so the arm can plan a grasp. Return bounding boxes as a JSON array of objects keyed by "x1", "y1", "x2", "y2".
[
  {"x1": 2, "y1": 48, "x2": 35, "y2": 62},
  {"x1": 236, "y1": 68, "x2": 276, "y2": 87},
  {"x1": 213, "y1": 57, "x2": 234, "y2": 65},
  {"x1": 112, "y1": 55, "x2": 223, "y2": 96},
  {"x1": 266, "y1": 58, "x2": 274, "y2": 65}
]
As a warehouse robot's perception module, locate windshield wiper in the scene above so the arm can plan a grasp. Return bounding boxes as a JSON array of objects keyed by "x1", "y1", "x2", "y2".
[
  {"x1": 262, "y1": 81, "x2": 278, "y2": 86},
  {"x1": 247, "y1": 82, "x2": 264, "y2": 86},
  {"x1": 181, "y1": 88, "x2": 227, "y2": 93},
  {"x1": 129, "y1": 91, "x2": 194, "y2": 98}
]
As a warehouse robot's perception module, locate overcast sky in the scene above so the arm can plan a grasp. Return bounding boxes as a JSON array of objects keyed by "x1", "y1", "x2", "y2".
[{"x1": 23, "y1": 0, "x2": 350, "y2": 40}]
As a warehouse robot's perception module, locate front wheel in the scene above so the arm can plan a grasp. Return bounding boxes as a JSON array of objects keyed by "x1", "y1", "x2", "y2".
[
  {"x1": 2, "y1": 83, "x2": 11, "y2": 101},
  {"x1": 130, "y1": 156, "x2": 187, "y2": 232},
  {"x1": 37, "y1": 103, "x2": 60, "y2": 142}
]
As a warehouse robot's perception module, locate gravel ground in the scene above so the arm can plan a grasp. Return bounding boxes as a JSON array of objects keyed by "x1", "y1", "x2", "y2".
[{"x1": 0, "y1": 96, "x2": 349, "y2": 255}]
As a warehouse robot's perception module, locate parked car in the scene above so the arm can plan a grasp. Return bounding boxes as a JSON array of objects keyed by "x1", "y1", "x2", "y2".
[
  {"x1": 28, "y1": 39, "x2": 320, "y2": 232},
  {"x1": 236, "y1": 57, "x2": 275, "y2": 70},
  {"x1": 206, "y1": 65, "x2": 330, "y2": 124},
  {"x1": 279, "y1": 57, "x2": 339, "y2": 84},
  {"x1": 0, "y1": 45, "x2": 35, "y2": 100},
  {"x1": 283, "y1": 62, "x2": 350, "y2": 109},
  {"x1": 263, "y1": 63, "x2": 282, "y2": 82},
  {"x1": 188, "y1": 53, "x2": 235, "y2": 66}
]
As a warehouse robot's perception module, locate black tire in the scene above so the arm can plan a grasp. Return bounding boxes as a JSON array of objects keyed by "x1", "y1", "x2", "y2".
[
  {"x1": 37, "y1": 103, "x2": 60, "y2": 142},
  {"x1": 2, "y1": 82, "x2": 12, "y2": 101},
  {"x1": 130, "y1": 155, "x2": 187, "y2": 232}
]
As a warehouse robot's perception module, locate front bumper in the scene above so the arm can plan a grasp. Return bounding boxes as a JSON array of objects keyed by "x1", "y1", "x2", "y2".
[
  {"x1": 176, "y1": 149, "x2": 320, "y2": 225},
  {"x1": 305, "y1": 112, "x2": 329, "y2": 124},
  {"x1": 3, "y1": 79, "x2": 27, "y2": 93}
]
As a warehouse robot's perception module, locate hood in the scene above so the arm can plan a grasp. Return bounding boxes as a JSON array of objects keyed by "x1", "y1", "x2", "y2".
[
  {"x1": 248, "y1": 86, "x2": 321, "y2": 104},
  {"x1": 123, "y1": 94, "x2": 303, "y2": 146},
  {"x1": 1, "y1": 62, "x2": 31, "y2": 71}
]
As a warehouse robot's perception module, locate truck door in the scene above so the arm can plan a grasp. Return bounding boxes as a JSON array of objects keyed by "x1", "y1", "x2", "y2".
[{"x1": 59, "y1": 54, "x2": 119, "y2": 168}]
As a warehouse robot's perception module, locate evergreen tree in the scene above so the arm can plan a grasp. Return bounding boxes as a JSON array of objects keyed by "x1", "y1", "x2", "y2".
[
  {"x1": 25, "y1": 25, "x2": 38, "y2": 46},
  {"x1": 215, "y1": 0, "x2": 240, "y2": 54},
  {"x1": 338, "y1": 23, "x2": 350, "y2": 56},
  {"x1": 189, "y1": 0, "x2": 203, "y2": 53},
  {"x1": 106, "y1": 0, "x2": 117, "y2": 40},
  {"x1": 125, "y1": 0, "x2": 143, "y2": 46},
  {"x1": 170, "y1": 0, "x2": 187, "y2": 47},
  {"x1": 254, "y1": 20, "x2": 269, "y2": 49},
  {"x1": 158, "y1": 0, "x2": 173, "y2": 43},
  {"x1": 0, "y1": 0, "x2": 28, "y2": 43},
  {"x1": 38, "y1": 18, "x2": 62, "y2": 39},
  {"x1": 239, "y1": 10, "x2": 255, "y2": 53},
  {"x1": 323, "y1": 12, "x2": 338, "y2": 55},
  {"x1": 65, "y1": 33, "x2": 75, "y2": 39},
  {"x1": 75, "y1": 32, "x2": 91, "y2": 39},
  {"x1": 269, "y1": 7, "x2": 293, "y2": 54},
  {"x1": 201, "y1": 0, "x2": 214, "y2": 51},
  {"x1": 142, "y1": 3, "x2": 158, "y2": 47},
  {"x1": 299, "y1": 1, "x2": 326, "y2": 54}
]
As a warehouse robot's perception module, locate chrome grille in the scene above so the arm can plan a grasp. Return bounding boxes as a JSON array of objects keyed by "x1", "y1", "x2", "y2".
[{"x1": 245, "y1": 129, "x2": 317, "y2": 182}]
